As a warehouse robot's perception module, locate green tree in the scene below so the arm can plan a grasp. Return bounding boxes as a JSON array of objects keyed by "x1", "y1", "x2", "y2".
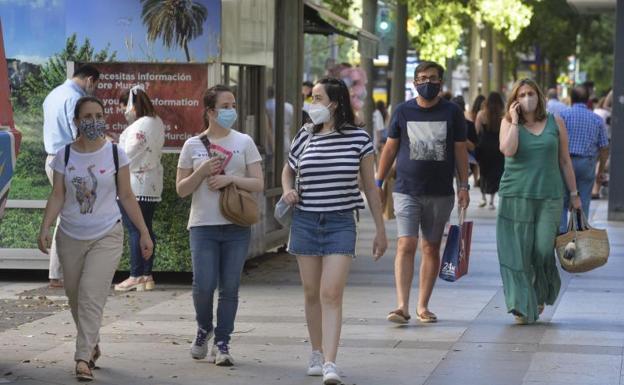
[
  {"x1": 16, "y1": 34, "x2": 116, "y2": 114},
  {"x1": 323, "y1": 0, "x2": 355, "y2": 20},
  {"x1": 578, "y1": 13, "x2": 615, "y2": 95},
  {"x1": 140, "y1": 0, "x2": 208, "y2": 62}
]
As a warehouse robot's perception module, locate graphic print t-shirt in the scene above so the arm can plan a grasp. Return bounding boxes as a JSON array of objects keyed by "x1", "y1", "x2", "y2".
[
  {"x1": 50, "y1": 142, "x2": 130, "y2": 240},
  {"x1": 388, "y1": 98, "x2": 467, "y2": 196}
]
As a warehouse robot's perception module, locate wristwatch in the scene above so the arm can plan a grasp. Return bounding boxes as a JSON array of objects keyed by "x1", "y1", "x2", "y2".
[
  {"x1": 459, "y1": 183, "x2": 470, "y2": 191},
  {"x1": 570, "y1": 190, "x2": 579, "y2": 197}
]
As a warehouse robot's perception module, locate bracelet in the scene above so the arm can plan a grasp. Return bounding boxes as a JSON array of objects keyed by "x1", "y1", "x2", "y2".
[
  {"x1": 375, "y1": 179, "x2": 384, "y2": 188},
  {"x1": 459, "y1": 182, "x2": 470, "y2": 191},
  {"x1": 570, "y1": 190, "x2": 579, "y2": 197}
]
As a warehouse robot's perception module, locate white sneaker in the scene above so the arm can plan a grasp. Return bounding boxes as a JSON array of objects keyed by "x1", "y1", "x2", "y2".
[
  {"x1": 322, "y1": 362, "x2": 342, "y2": 384},
  {"x1": 190, "y1": 328, "x2": 213, "y2": 360},
  {"x1": 215, "y1": 341, "x2": 234, "y2": 366},
  {"x1": 306, "y1": 350, "x2": 323, "y2": 376}
]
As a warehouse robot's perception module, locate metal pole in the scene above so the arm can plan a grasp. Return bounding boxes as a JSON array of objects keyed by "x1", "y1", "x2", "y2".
[{"x1": 608, "y1": 0, "x2": 624, "y2": 220}]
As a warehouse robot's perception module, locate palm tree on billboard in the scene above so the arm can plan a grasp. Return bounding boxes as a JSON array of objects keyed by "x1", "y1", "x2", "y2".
[{"x1": 140, "y1": 0, "x2": 208, "y2": 62}]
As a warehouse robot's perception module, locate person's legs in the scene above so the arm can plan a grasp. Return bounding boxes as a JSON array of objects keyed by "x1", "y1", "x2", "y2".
[
  {"x1": 214, "y1": 225, "x2": 251, "y2": 345},
  {"x1": 55, "y1": 228, "x2": 90, "y2": 351},
  {"x1": 73, "y1": 223, "x2": 123, "y2": 362},
  {"x1": 497, "y1": 197, "x2": 540, "y2": 323},
  {"x1": 139, "y1": 201, "x2": 158, "y2": 277},
  {"x1": 296, "y1": 256, "x2": 323, "y2": 352},
  {"x1": 394, "y1": 237, "x2": 417, "y2": 316},
  {"x1": 417, "y1": 195, "x2": 454, "y2": 319},
  {"x1": 391, "y1": 193, "x2": 421, "y2": 319},
  {"x1": 190, "y1": 226, "x2": 220, "y2": 333},
  {"x1": 45, "y1": 155, "x2": 63, "y2": 284},
  {"x1": 319, "y1": 254, "x2": 352, "y2": 364},
  {"x1": 118, "y1": 202, "x2": 142, "y2": 278},
  {"x1": 533, "y1": 199, "x2": 563, "y2": 309},
  {"x1": 574, "y1": 157, "x2": 595, "y2": 217}
]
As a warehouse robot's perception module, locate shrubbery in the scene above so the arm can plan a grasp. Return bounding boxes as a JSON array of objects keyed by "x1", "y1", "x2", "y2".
[{"x1": 2, "y1": 153, "x2": 194, "y2": 272}]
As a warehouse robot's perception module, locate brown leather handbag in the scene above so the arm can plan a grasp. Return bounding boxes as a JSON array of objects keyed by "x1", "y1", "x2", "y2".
[
  {"x1": 219, "y1": 182, "x2": 259, "y2": 226},
  {"x1": 200, "y1": 135, "x2": 259, "y2": 227}
]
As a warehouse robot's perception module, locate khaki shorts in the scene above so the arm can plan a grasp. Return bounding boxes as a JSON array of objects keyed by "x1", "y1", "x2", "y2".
[{"x1": 393, "y1": 193, "x2": 454, "y2": 242}]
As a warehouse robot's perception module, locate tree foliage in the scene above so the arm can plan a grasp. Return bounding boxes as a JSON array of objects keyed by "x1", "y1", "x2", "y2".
[
  {"x1": 140, "y1": 0, "x2": 208, "y2": 62},
  {"x1": 15, "y1": 34, "x2": 116, "y2": 114},
  {"x1": 406, "y1": 0, "x2": 533, "y2": 64},
  {"x1": 578, "y1": 13, "x2": 615, "y2": 94},
  {"x1": 322, "y1": 0, "x2": 355, "y2": 20}
]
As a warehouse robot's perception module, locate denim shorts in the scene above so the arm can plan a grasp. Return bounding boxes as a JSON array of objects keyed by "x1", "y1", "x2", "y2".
[
  {"x1": 393, "y1": 193, "x2": 454, "y2": 242},
  {"x1": 287, "y1": 208, "x2": 357, "y2": 257}
]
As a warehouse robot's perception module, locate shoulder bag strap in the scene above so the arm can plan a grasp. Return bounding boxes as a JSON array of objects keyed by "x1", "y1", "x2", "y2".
[
  {"x1": 295, "y1": 131, "x2": 314, "y2": 194},
  {"x1": 64, "y1": 144, "x2": 71, "y2": 168},
  {"x1": 112, "y1": 143, "x2": 119, "y2": 191}
]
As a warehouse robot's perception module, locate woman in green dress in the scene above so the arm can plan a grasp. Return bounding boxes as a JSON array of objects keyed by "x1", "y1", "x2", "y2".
[{"x1": 497, "y1": 79, "x2": 581, "y2": 324}]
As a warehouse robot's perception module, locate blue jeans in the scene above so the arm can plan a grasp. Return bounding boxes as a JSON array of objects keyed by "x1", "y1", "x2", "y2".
[
  {"x1": 190, "y1": 224, "x2": 251, "y2": 344},
  {"x1": 119, "y1": 200, "x2": 158, "y2": 276},
  {"x1": 560, "y1": 156, "x2": 595, "y2": 233}
]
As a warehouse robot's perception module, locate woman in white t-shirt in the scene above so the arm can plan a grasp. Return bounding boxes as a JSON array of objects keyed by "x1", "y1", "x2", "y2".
[
  {"x1": 176, "y1": 85, "x2": 263, "y2": 367},
  {"x1": 114, "y1": 85, "x2": 165, "y2": 292},
  {"x1": 38, "y1": 96, "x2": 153, "y2": 381}
]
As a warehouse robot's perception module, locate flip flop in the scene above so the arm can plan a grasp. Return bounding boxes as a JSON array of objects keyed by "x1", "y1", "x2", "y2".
[
  {"x1": 416, "y1": 310, "x2": 438, "y2": 323},
  {"x1": 387, "y1": 309, "x2": 410, "y2": 324}
]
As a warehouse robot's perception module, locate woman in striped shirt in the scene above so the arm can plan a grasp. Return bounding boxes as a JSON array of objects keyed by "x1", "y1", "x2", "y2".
[{"x1": 281, "y1": 78, "x2": 387, "y2": 384}]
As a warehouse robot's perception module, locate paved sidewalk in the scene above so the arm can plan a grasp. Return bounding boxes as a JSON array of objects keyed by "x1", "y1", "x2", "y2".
[{"x1": 0, "y1": 192, "x2": 622, "y2": 385}]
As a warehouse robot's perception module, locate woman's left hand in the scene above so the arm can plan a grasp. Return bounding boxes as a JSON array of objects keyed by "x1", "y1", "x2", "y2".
[
  {"x1": 372, "y1": 231, "x2": 387, "y2": 261},
  {"x1": 139, "y1": 232, "x2": 154, "y2": 260},
  {"x1": 570, "y1": 195, "x2": 582, "y2": 210},
  {"x1": 207, "y1": 175, "x2": 233, "y2": 191}
]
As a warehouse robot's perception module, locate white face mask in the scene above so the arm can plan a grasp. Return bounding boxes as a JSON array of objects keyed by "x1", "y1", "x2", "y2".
[
  {"x1": 307, "y1": 103, "x2": 332, "y2": 125},
  {"x1": 519, "y1": 95, "x2": 538, "y2": 113},
  {"x1": 124, "y1": 109, "x2": 136, "y2": 124}
]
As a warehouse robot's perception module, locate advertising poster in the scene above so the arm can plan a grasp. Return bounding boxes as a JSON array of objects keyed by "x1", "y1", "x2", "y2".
[
  {"x1": 0, "y1": 0, "x2": 221, "y2": 263},
  {"x1": 90, "y1": 62, "x2": 208, "y2": 148}
]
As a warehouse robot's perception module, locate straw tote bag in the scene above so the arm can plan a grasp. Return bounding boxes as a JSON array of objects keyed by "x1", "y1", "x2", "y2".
[{"x1": 555, "y1": 209, "x2": 609, "y2": 273}]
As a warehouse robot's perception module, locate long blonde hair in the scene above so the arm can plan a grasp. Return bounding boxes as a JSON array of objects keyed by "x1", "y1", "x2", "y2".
[{"x1": 504, "y1": 78, "x2": 547, "y2": 125}]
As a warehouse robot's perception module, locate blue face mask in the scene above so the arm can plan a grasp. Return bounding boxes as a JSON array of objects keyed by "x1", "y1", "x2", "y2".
[{"x1": 216, "y1": 108, "x2": 237, "y2": 129}]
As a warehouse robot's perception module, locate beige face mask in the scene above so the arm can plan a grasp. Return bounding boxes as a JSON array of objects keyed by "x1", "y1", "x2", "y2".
[{"x1": 519, "y1": 95, "x2": 538, "y2": 112}]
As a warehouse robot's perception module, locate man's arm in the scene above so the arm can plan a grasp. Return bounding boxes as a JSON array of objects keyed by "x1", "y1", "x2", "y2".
[{"x1": 375, "y1": 138, "x2": 399, "y2": 182}]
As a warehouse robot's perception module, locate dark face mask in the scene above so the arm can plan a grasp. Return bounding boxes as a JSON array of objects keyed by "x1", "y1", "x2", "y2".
[{"x1": 416, "y1": 82, "x2": 441, "y2": 101}]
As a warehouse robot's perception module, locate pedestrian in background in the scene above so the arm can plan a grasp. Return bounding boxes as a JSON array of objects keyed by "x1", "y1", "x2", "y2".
[
  {"x1": 114, "y1": 85, "x2": 165, "y2": 292},
  {"x1": 38, "y1": 96, "x2": 153, "y2": 381},
  {"x1": 177, "y1": 85, "x2": 264, "y2": 367},
  {"x1": 466, "y1": 94, "x2": 485, "y2": 185},
  {"x1": 558, "y1": 86, "x2": 609, "y2": 232},
  {"x1": 451, "y1": 95, "x2": 479, "y2": 187},
  {"x1": 546, "y1": 88, "x2": 567, "y2": 117},
  {"x1": 497, "y1": 79, "x2": 580, "y2": 324},
  {"x1": 281, "y1": 78, "x2": 387, "y2": 385},
  {"x1": 376, "y1": 61, "x2": 470, "y2": 326},
  {"x1": 373, "y1": 99, "x2": 389, "y2": 154},
  {"x1": 475, "y1": 92, "x2": 505, "y2": 209},
  {"x1": 42, "y1": 64, "x2": 101, "y2": 288}
]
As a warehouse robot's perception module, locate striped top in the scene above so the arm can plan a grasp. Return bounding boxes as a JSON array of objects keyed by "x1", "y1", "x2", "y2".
[{"x1": 288, "y1": 125, "x2": 374, "y2": 212}]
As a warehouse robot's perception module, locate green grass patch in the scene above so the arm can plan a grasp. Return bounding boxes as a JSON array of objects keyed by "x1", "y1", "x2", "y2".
[{"x1": 0, "y1": 209, "x2": 44, "y2": 248}]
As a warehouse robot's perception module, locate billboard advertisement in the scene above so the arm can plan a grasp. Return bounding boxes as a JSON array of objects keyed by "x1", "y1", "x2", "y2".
[
  {"x1": 0, "y1": 0, "x2": 222, "y2": 266},
  {"x1": 90, "y1": 62, "x2": 208, "y2": 148}
]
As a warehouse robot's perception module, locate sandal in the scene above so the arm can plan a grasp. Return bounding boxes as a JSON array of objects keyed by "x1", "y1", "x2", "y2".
[
  {"x1": 49, "y1": 279, "x2": 64, "y2": 289},
  {"x1": 88, "y1": 344, "x2": 101, "y2": 369},
  {"x1": 386, "y1": 309, "x2": 410, "y2": 324},
  {"x1": 416, "y1": 310, "x2": 438, "y2": 323},
  {"x1": 114, "y1": 277, "x2": 145, "y2": 292},
  {"x1": 143, "y1": 275, "x2": 155, "y2": 291},
  {"x1": 511, "y1": 310, "x2": 528, "y2": 325},
  {"x1": 75, "y1": 360, "x2": 93, "y2": 382},
  {"x1": 538, "y1": 305, "x2": 545, "y2": 315}
]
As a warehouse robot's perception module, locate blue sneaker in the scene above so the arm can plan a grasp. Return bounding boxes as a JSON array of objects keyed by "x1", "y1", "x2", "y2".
[{"x1": 214, "y1": 341, "x2": 234, "y2": 366}]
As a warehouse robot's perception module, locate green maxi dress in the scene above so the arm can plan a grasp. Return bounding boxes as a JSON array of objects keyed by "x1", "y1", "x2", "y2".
[{"x1": 496, "y1": 114, "x2": 564, "y2": 323}]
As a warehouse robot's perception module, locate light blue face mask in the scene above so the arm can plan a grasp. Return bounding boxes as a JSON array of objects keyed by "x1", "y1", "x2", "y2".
[{"x1": 216, "y1": 108, "x2": 237, "y2": 129}]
